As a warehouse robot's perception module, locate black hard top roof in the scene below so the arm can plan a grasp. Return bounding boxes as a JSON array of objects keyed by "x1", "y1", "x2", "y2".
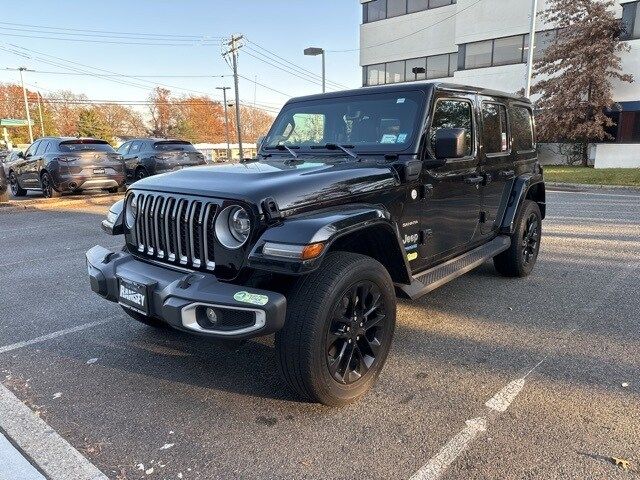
[{"x1": 285, "y1": 81, "x2": 530, "y2": 105}]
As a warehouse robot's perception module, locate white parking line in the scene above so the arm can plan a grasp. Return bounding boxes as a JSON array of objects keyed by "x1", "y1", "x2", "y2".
[
  {"x1": 408, "y1": 262, "x2": 640, "y2": 480},
  {"x1": 409, "y1": 418, "x2": 487, "y2": 480},
  {"x1": 0, "y1": 382, "x2": 107, "y2": 480},
  {"x1": 0, "y1": 320, "x2": 114, "y2": 355}
]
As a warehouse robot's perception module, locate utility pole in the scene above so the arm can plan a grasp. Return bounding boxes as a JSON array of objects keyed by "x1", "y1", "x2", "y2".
[
  {"x1": 524, "y1": 0, "x2": 539, "y2": 98},
  {"x1": 216, "y1": 86, "x2": 232, "y2": 161},
  {"x1": 223, "y1": 34, "x2": 244, "y2": 160},
  {"x1": 36, "y1": 91, "x2": 45, "y2": 137},
  {"x1": 13, "y1": 67, "x2": 34, "y2": 143}
]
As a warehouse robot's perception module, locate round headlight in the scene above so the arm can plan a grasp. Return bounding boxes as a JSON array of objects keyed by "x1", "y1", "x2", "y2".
[
  {"x1": 125, "y1": 193, "x2": 137, "y2": 228},
  {"x1": 215, "y1": 205, "x2": 251, "y2": 249}
]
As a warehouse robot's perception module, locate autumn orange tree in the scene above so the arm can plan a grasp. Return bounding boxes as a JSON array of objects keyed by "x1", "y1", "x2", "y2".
[{"x1": 532, "y1": 0, "x2": 633, "y2": 165}]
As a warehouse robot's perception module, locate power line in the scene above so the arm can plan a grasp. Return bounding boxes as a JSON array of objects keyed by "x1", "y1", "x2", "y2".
[
  {"x1": 238, "y1": 74, "x2": 290, "y2": 98},
  {"x1": 21, "y1": 69, "x2": 231, "y2": 78},
  {"x1": 327, "y1": 0, "x2": 484, "y2": 53},
  {"x1": 245, "y1": 39, "x2": 349, "y2": 89},
  {"x1": 0, "y1": 20, "x2": 220, "y2": 40},
  {"x1": 0, "y1": 25, "x2": 222, "y2": 42},
  {"x1": 0, "y1": 30, "x2": 221, "y2": 47}
]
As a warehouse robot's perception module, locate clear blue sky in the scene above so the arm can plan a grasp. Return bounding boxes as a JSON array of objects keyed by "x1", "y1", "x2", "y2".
[{"x1": 0, "y1": 0, "x2": 362, "y2": 114}]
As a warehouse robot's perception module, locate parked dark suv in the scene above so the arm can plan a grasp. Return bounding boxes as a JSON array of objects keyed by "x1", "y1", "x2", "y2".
[
  {"x1": 6, "y1": 137, "x2": 125, "y2": 198},
  {"x1": 117, "y1": 138, "x2": 206, "y2": 182},
  {"x1": 87, "y1": 82, "x2": 545, "y2": 406}
]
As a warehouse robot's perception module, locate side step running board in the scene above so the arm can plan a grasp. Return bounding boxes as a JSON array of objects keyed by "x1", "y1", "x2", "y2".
[{"x1": 398, "y1": 236, "x2": 511, "y2": 300}]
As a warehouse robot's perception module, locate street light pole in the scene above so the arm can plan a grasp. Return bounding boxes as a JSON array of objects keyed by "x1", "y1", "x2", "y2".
[
  {"x1": 216, "y1": 86, "x2": 232, "y2": 161},
  {"x1": 36, "y1": 91, "x2": 45, "y2": 137},
  {"x1": 18, "y1": 67, "x2": 34, "y2": 143},
  {"x1": 304, "y1": 47, "x2": 326, "y2": 93},
  {"x1": 525, "y1": 0, "x2": 539, "y2": 98}
]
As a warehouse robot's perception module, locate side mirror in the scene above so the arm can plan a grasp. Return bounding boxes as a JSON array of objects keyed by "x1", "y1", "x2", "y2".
[
  {"x1": 434, "y1": 128, "x2": 468, "y2": 160},
  {"x1": 17, "y1": 151, "x2": 25, "y2": 159}
]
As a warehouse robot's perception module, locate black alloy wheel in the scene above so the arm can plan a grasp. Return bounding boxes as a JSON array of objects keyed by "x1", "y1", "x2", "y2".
[
  {"x1": 522, "y1": 212, "x2": 540, "y2": 265},
  {"x1": 9, "y1": 172, "x2": 26, "y2": 197},
  {"x1": 41, "y1": 171, "x2": 59, "y2": 198},
  {"x1": 135, "y1": 168, "x2": 147, "y2": 181},
  {"x1": 326, "y1": 281, "x2": 388, "y2": 385}
]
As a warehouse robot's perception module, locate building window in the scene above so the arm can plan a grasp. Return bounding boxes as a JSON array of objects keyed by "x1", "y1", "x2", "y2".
[
  {"x1": 524, "y1": 30, "x2": 558, "y2": 61},
  {"x1": 386, "y1": 60, "x2": 405, "y2": 83},
  {"x1": 427, "y1": 53, "x2": 450, "y2": 79},
  {"x1": 482, "y1": 103, "x2": 509, "y2": 154},
  {"x1": 511, "y1": 106, "x2": 535, "y2": 151},
  {"x1": 363, "y1": 0, "x2": 456, "y2": 23},
  {"x1": 459, "y1": 31, "x2": 557, "y2": 70},
  {"x1": 364, "y1": 0, "x2": 387, "y2": 23},
  {"x1": 464, "y1": 40, "x2": 493, "y2": 69},
  {"x1": 365, "y1": 64, "x2": 386, "y2": 86},
  {"x1": 622, "y1": 1, "x2": 640, "y2": 40},
  {"x1": 363, "y1": 52, "x2": 457, "y2": 86},
  {"x1": 492, "y1": 35, "x2": 525, "y2": 66}
]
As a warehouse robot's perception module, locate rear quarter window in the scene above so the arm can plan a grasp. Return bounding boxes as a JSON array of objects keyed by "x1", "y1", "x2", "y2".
[{"x1": 511, "y1": 106, "x2": 535, "y2": 152}]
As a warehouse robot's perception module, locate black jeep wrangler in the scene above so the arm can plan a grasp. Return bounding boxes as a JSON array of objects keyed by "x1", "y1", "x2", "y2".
[{"x1": 87, "y1": 82, "x2": 544, "y2": 406}]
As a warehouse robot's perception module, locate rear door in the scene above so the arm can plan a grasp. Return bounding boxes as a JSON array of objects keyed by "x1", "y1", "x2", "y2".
[
  {"x1": 416, "y1": 93, "x2": 483, "y2": 269},
  {"x1": 124, "y1": 141, "x2": 143, "y2": 178},
  {"x1": 478, "y1": 97, "x2": 513, "y2": 235}
]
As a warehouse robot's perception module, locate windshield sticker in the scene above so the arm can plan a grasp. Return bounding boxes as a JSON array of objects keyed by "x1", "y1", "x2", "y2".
[
  {"x1": 396, "y1": 98, "x2": 406, "y2": 104},
  {"x1": 397, "y1": 133, "x2": 408, "y2": 143},
  {"x1": 381, "y1": 134, "x2": 397, "y2": 144},
  {"x1": 234, "y1": 291, "x2": 269, "y2": 306}
]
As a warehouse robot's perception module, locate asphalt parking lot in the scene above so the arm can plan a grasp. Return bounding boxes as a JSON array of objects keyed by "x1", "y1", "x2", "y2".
[{"x1": 0, "y1": 188, "x2": 639, "y2": 480}]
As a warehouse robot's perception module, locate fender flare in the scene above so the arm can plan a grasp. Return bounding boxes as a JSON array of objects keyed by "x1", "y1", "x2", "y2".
[
  {"x1": 499, "y1": 173, "x2": 545, "y2": 235},
  {"x1": 247, "y1": 204, "x2": 412, "y2": 283}
]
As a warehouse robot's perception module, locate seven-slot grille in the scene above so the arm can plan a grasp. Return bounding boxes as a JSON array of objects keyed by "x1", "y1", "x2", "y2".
[{"x1": 131, "y1": 193, "x2": 217, "y2": 270}]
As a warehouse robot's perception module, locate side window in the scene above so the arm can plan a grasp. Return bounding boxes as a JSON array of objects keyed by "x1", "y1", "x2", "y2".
[
  {"x1": 36, "y1": 140, "x2": 50, "y2": 155},
  {"x1": 129, "y1": 141, "x2": 142, "y2": 155},
  {"x1": 482, "y1": 103, "x2": 509, "y2": 154},
  {"x1": 117, "y1": 142, "x2": 130, "y2": 155},
  {"x1": 429, "y1": 99, "x2": 473, "y2": 157},
  {"x1": 511, "y1": 106, "x2": 535, "y2": 151},
  {"x1": 25, "y1": 141, "x2": 40, "y2": 157}
]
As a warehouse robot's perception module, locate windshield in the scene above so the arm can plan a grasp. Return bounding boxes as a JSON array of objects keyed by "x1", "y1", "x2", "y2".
[
  {"x1": 264, "y1": 91, "x2": 424, "y2": 152},
  {"x1": 153, "y1": 141, "x2": 196, "y2": 151},
  {"x1": 59, "y1": 141, "x2": 114, "y2": 153}
]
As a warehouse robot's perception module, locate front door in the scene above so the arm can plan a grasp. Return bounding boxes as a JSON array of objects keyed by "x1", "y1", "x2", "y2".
[
  {"x1": 415, "y1": 94, "x2": 482, "y2": 270},
  {"x1": 478, "y1": 98, "x2": 514, "y2": 235},
  {"x1": 19, "y1": 140, "x2": 42, "y2": 188}
]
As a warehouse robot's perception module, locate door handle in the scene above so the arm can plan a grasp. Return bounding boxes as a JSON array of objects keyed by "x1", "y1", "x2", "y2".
[
  {"x1": 465, "y1": 175, "x2": 484, "y2": 185},
  {"x1": 500, "y1": 170, "x2": 515, "y2": 178}
]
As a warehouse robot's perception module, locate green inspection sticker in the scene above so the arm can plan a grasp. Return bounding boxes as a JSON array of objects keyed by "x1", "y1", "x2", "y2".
[{"x1": 234, "y1": 291, "x2": 269, "y2": 306}]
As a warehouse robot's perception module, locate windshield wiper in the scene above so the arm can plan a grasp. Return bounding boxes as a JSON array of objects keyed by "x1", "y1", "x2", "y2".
[
  {"x1": 311, "y1": 143, "x2": 358, "y2": 159},
  {"x1": 265, "y1": 144, "x2": 300, "y2": 159}
]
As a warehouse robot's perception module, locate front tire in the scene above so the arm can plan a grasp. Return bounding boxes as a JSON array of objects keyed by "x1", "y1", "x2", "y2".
[
  {"x1": 121, "y1": 306, "x2": 167, "y2": 328},
  {"x1": 494, "y1": 199, "x2": 542, "y2": 277},
  {"x1": 41, "y1": 171, "x2": 62, "y2": 198},
  {"x1": 275, "y1": 252, "x2": 396, "y2": 406},
  {"x1": 9, "y1": 172, "x2": 27, "y2": 197}
]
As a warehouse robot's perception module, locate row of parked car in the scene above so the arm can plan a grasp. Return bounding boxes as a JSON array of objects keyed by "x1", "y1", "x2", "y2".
[{"x1": 0, "y1": 137, "x2": 206, "y2": 198}]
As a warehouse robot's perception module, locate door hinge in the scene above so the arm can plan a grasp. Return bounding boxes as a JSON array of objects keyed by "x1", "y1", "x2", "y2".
[{"x1": 420, "y1": 184, "x2": 434, "y2": 200}]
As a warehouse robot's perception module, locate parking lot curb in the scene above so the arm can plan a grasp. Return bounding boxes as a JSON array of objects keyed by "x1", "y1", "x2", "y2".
[
  {"x1": 0, "y1": 383, "x2": 108, "y2": 480},
  {"x1": 546, "y1": 181, "x2": 640, "y2": 192}
]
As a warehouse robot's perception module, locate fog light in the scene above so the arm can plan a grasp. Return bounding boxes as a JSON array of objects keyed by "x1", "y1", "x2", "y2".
[{"x1": 205, "y1": 307, "x2": 218, "y2": 324}]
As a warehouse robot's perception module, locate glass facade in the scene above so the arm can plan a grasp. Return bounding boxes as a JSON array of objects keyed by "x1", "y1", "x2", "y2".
[
  {"x1": 363, "y1": 0, "x2": 457, "y2": 24},
  {"x1": 622, "y1": 1, "x2": 640, "y2": 39},
  {"x1": 459, "y1": 31, "x2": 557, "y2": 70},
  {"x1": 363, "y1": 52, "x2": 457, "y2": 86}
]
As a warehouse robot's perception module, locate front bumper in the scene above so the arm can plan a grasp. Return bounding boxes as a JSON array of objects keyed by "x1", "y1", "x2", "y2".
[{"x1": 86, "y1": 245, "x2": 287, "y2": 339}]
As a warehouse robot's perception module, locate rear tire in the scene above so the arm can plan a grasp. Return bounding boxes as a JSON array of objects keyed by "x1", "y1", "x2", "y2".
[
  {"x1": 275, "y1": 252, "x2": 396, "y2": 406},
  {"x1": 494, "y1": 199, "x2": 542, "y2": 277},
  {"x1": 121, "y1": 306, "x2": 167, "y2": 328},
  {"x1": 135, "y1": 167, "x2": 148, "y2": 181},
  {"x1": 9, "y1": 172, "x2": 27, "y2": 197},
  {"x1": 41, "y1": 171, "x2": 62, "y2": 198},
  {"x1": 106, "y1": 187, "x2": 119, "y2": 194}
]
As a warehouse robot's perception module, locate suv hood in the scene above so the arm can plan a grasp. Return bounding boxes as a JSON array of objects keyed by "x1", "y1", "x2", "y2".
[{"x1": 131, "y1": 157, "x2": 400, "y2": 212}]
